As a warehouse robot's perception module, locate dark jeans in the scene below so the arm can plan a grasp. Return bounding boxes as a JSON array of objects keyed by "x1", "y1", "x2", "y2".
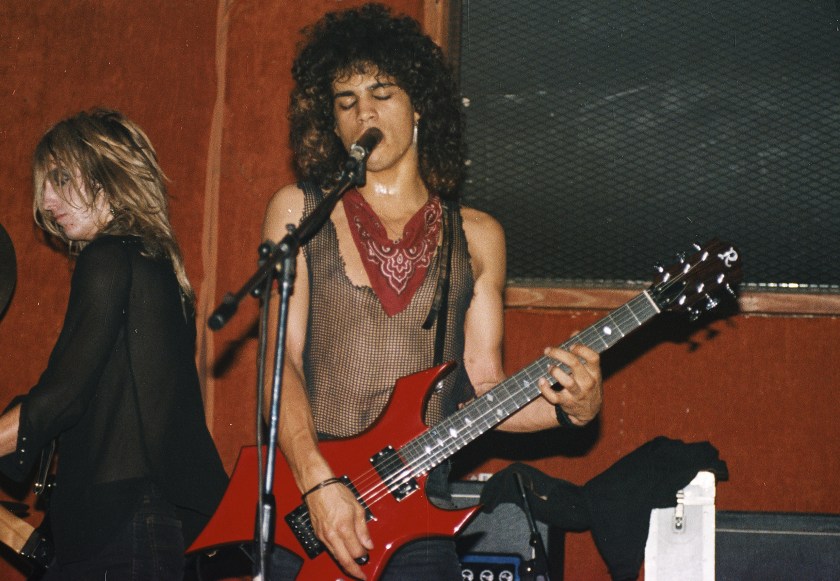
[
  {"x1": 43, "y1": 483, "x2": 184, "y2": 581},
  {"x1": 264, "y1": 538, "x2": 462, "y2": 580}
]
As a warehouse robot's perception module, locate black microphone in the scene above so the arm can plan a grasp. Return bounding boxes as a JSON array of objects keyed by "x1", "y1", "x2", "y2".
[{"x1": 348, "y1": 128, "x2": 384, "y2": 164}]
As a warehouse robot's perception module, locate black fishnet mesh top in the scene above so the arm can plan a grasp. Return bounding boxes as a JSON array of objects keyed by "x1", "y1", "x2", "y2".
[
  {"x1": 0, "y1": 235, "x2": 228, "y2": 563},
  {"x1": 303, "y1": 185, "x2": 475, "y2": 438}
]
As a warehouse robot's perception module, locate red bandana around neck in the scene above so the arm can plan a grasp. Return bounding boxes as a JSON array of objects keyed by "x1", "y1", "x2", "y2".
[{"x1": 343, "y1": 189, "x2": 442, "y2": 316}]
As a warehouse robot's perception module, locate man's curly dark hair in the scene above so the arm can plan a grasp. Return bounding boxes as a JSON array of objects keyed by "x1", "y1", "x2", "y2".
[{"x1": 289, "y1": 3, "x2": 464, "y2": 200}]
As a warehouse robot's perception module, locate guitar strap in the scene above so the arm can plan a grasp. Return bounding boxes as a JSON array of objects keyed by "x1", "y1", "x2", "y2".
[
  {"x1": 421, "y1": 200, "x2": 456, "y2": 503},
  {"x1": 422, "y1": 199, "x2": 454, "y2": 366}
]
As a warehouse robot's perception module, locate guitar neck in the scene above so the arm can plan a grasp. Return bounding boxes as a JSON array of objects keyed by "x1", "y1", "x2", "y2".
[{"x1": 400, "y1": 290, "x2": 661, "y2": 476}]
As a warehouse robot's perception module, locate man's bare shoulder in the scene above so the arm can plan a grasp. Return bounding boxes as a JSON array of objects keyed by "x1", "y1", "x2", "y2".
[
  {"x1": 458, "y1": 205, "x2": 506, "y2": 283},
  {"x1": 459, "y1": 205, "x2": 505, "y2": 245},
  {"x1": 267, "y1": 184, "x2": 306, "y2": 217},
  {"x1": 263, "y1": 184, "x2": 306, "y2": 238}
]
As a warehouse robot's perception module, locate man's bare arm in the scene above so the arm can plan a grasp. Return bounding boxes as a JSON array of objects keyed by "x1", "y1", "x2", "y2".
[
  {"x1": 460, "y1": 207, "x2": 602, "y2": 431},
  {"x1": 262, "y1": 186, "x2": 372, "y2": 580}
]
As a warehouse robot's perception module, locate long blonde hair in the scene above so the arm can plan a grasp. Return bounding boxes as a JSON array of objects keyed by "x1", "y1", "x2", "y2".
[{"x1": 32, "y1": 108, "x2": 193, "y2": 300}]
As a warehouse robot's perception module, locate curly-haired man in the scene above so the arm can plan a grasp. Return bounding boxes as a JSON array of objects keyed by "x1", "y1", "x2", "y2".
[{"x1": 262, "y1": 4, "x2": 603, "y2": 579}]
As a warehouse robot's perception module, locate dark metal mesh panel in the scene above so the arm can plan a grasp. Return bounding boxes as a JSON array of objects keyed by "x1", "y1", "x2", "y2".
[{"x1": 459, "y1": 0, "x2": 840, "y2": 291}]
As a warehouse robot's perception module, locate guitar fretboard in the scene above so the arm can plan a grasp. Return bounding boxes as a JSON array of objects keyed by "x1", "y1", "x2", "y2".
[{"x1": 399, "y1": 291, "x2": 661, "y2": 477}]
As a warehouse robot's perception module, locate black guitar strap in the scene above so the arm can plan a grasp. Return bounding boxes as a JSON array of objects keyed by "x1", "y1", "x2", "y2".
[
  {"x1": 422, "y1": 200, "x2": 457, "y2": 503},
  {"x1": 422, "y1": 199, "x2": 455, "y2": 367}
]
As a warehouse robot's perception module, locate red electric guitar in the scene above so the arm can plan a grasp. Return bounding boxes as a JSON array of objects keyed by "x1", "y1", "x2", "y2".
[{"x1": 189, "y1": 239, "x2": 743, "y2": 580}]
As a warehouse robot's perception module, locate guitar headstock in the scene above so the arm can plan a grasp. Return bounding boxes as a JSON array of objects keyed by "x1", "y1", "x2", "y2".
[{"x1": 649, "y1": 239, "x2": 743, "y2": 318}]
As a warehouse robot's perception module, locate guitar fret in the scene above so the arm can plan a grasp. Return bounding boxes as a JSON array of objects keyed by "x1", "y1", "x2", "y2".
[{"x1": 404, "y1": 373, "x2": 541, "y2": 475}]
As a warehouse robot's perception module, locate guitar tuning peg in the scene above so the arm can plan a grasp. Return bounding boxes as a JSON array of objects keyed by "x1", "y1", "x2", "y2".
[
  {"x1": 654, "y1": 262, "x2": 665, "y2": 273},
  {"x1": 676, "y1": 252, "x2": 687, "y2": 263},
  {"x1": 692, "y1": 242, "x2": 702, "y2": 251}
]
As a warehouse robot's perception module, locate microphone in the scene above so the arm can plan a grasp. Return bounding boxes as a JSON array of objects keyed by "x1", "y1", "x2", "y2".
[{"x1": 348, "y1": 128, "x2": 384, "y2": 164}]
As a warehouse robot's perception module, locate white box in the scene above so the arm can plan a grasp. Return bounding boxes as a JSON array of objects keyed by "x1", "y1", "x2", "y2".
[{"x1": 644, "y1": 471, "x2": 716, "y2": 581}]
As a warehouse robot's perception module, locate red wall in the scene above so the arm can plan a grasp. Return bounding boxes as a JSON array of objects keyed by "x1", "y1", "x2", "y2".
[
  {"x1": 0, "y1": 1, "x2": 422, "y2": 579},
  {"x1": 490, "y1": 307, "x2": 840, "y2": 579},
  {"x1": 0, "y1": 2, "x2": 837, "y2": 580}
]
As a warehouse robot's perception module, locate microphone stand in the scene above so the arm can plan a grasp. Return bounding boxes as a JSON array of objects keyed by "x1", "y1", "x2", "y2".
[
  {"x1": 515, "y1": 472, "x2": 552, "y2": 581},
  {"x1": 208, "y1": 154, "x2": 370, "y2": 580}
]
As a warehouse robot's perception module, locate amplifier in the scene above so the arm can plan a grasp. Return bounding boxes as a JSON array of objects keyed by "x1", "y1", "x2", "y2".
[
  {"x1": 452, "y1": 480, "x2": 558, "y2": 580},
  {"x1": 460, "y1": 553, "x2": 522, "y2": 581},
  {"x1": 716, "y1": 511, "x2": 840, "y2": 581}
]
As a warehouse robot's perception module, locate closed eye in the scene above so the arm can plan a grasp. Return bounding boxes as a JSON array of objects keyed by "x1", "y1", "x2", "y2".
[
  {"x1": 336, "y1": 97, "x2": 357, "y2": 111},
  {"x1": 371, "y1": 83, "x2": 396, "y2": 100},
  {"x1": 333, "y1": 81, "x2": 400, "y2": 110}
]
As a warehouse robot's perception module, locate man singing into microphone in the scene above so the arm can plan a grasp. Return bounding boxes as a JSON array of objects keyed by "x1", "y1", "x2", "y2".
[{"x1": 261, "y1": 4, "x2": 603, "y2": 579}]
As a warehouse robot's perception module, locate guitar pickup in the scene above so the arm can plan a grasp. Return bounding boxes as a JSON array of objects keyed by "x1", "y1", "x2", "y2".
[
  {"x1": 370, "y1": 446, "x2": 418, "y2": 501},
  {"x1": 284, "y1": 476, "x2": 373, "y2": 559}
]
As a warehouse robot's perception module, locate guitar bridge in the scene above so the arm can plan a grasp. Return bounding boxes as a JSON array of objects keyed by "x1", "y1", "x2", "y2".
[{"x1": 284, "y1": 476, "x2": 372, "y2": 559}]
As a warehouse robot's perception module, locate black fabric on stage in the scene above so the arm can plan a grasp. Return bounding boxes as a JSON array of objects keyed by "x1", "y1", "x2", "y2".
[{"x1": 479, "y1": 436, "x2": 728, "y2": 581}]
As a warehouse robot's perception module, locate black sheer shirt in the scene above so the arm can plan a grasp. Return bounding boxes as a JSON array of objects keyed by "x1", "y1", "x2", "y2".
[{"x1": 1, "y1": 236, "x2": 227, "y2": 563}]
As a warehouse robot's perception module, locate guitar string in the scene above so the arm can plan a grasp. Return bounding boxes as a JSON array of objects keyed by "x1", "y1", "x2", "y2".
[{"x1": 291, "y1": 257, "x2": 716, "y2": 544}]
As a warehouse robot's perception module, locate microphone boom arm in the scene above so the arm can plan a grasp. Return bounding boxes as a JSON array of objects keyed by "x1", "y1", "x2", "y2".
[{"x1": 206, "y1": 130, "x2": 380, "y2": 329}]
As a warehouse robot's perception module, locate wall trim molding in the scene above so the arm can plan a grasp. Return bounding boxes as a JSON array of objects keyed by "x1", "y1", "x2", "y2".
[
  {"x1": 504, "y1": 286, "x2": 840, "y2": 317},
  {"x1": 196, "y1": 0, "x2": 233, "y2": 432}
]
